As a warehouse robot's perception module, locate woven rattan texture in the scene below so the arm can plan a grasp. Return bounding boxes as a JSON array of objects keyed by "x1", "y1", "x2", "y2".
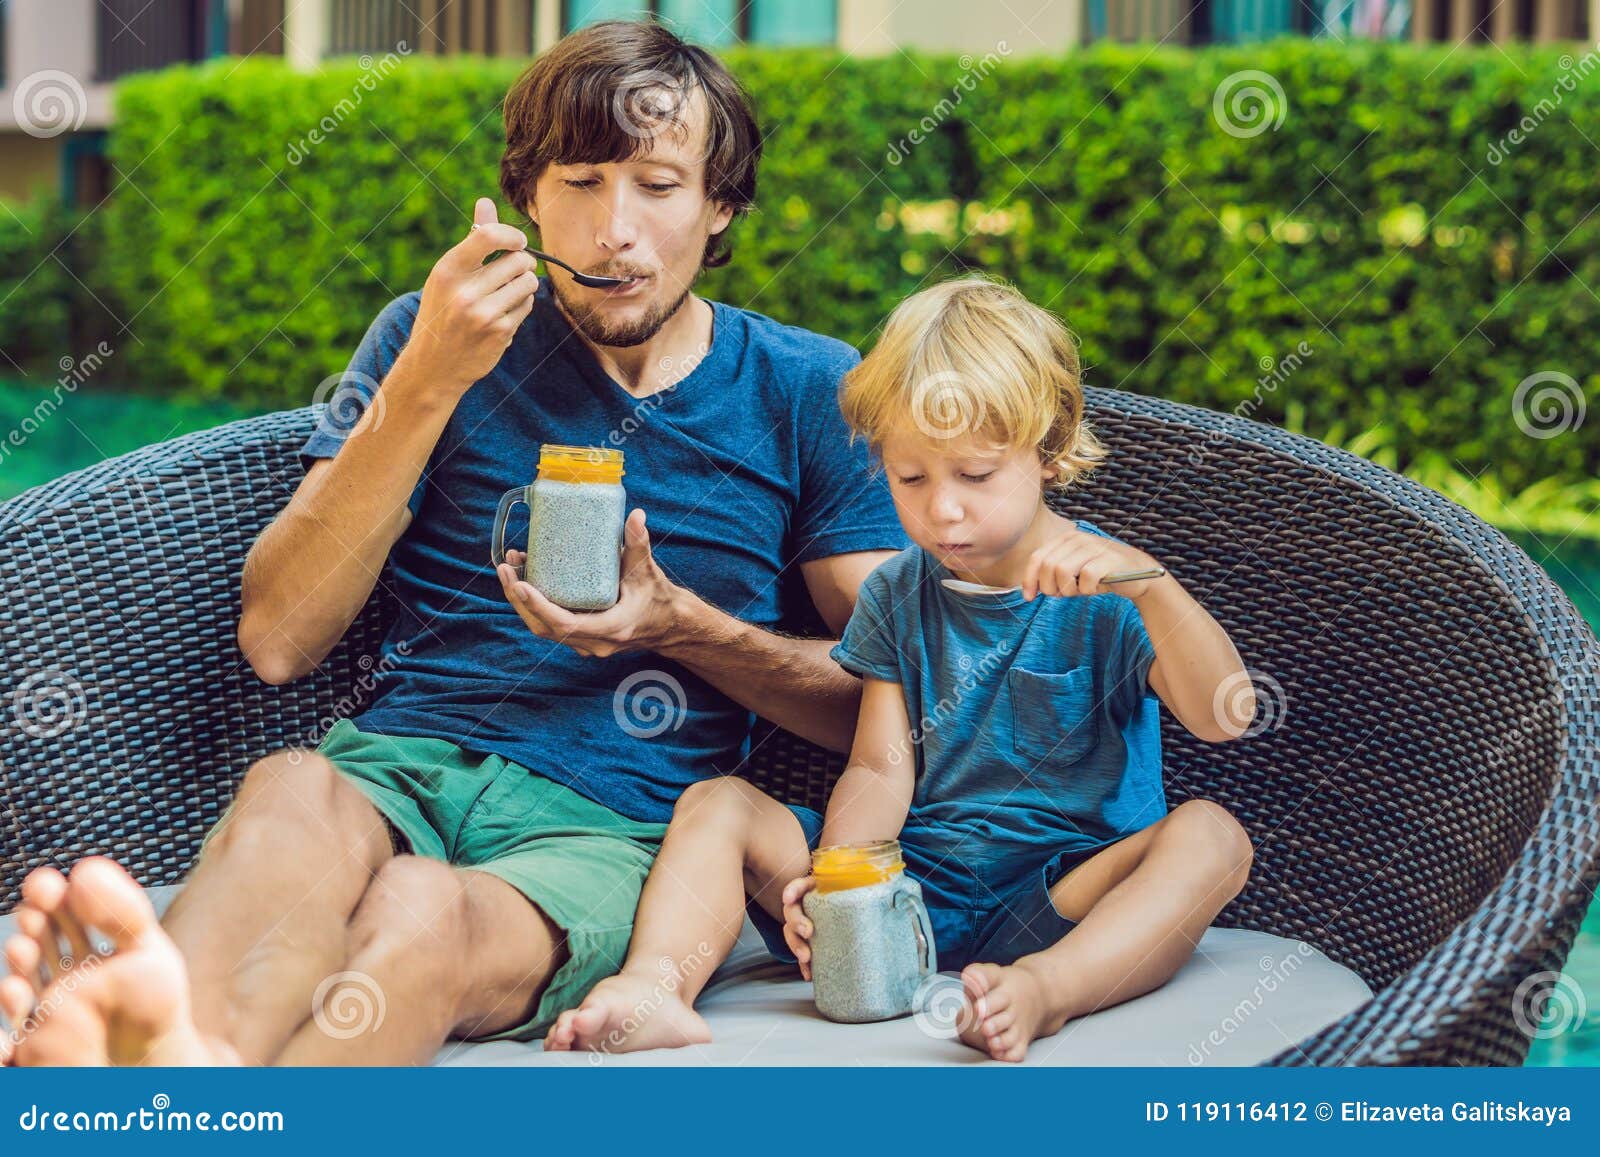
[{"x1": 2, "y1": 391, "x2": 1595, "y2": 1065}]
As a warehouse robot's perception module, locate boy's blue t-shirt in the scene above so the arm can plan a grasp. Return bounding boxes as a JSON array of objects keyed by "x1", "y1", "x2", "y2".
[
  {"x1": 299, "y1": 279, "x2": 907, "y2": 823},
  {"x1": 828, "y1": 531, "x2": 1163, "y2": 909}
]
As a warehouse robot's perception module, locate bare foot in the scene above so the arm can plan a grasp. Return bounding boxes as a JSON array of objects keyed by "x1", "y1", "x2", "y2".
[
  {"x1": 956, "y1": 960, "x2": 1068, "y2": 1063},
  {"x1": 544, "y1": 972, "x2": 711, "y2": 1054},
  {"x1": 1, "y1": 859, "x2": 235, "y2": 1066}
]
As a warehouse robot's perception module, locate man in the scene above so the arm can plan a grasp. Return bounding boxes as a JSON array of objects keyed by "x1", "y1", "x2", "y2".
[{"x1": 0, "y1": 19, "x2": 903, "y2": 1066}]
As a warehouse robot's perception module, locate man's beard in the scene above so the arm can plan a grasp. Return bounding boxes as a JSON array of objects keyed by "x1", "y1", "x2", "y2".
[{"x1": 550, "y1": 274, "x2": 695, "y2": 349}]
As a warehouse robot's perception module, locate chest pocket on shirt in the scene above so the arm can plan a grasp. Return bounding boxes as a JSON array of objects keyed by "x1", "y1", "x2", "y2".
[{"x1": 1008, "y1": 666, "x2": 1101, "y2": 769}]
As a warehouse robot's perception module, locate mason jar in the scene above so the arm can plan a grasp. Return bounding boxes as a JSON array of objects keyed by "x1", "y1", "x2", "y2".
[
  {"x1": 491, "y1": 444, "x2": 626, "y2": 611},
  {"x1": 803, "y1": 840, "x2": 937, "y2": 1023}
]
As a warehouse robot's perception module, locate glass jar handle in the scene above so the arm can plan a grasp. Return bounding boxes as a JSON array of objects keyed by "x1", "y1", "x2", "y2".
[
  {"x1": 893, "y1": 880, "x2": 937, "y2": 978},
  {"x1": 490, "y1": 486, "x2": 530, "y2": 573}
]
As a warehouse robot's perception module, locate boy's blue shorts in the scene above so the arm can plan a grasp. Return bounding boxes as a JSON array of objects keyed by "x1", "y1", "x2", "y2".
[{"x1": 750, "y1": 805, "x2": 1116, "y2": 973}]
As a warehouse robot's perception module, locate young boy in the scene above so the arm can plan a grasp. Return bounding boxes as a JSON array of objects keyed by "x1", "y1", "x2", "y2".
[{"x1": 546, "y1": 277, "x2": 1256, "y2": 1062}]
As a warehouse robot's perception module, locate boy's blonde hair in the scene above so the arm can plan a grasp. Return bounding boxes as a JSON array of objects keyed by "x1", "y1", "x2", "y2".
[{"x1": 839, "y1": 276, "x2": 1105, "y2": 490}]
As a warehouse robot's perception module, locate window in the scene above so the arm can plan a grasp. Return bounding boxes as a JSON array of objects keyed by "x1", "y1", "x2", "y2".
[{"x1": 564, "y1": 1, "x2": 837, "y2": 46}]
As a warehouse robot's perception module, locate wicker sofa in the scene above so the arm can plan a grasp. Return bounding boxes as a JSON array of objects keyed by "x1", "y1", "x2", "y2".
[{"x1": 1, "y1": 387, "x2": 1596, "y2": 1066}]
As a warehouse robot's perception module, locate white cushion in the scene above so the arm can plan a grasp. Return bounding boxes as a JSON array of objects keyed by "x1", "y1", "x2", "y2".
[{"x1": 2, "y1": 883, "x2": 1370, "y2": 1066}]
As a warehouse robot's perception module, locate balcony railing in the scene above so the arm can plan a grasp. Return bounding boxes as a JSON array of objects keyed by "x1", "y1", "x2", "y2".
[
  {"x1": 329, "y1": 0, "x2": 535, "y2": 57},
  {"x1": 1410, "y1": 0, "x2": 1589, "y2": 42},
  {"x1": 1086, "y1": 0, "x2": 1588, "y2": 42},
  {"x1": 329, "y1": 0, "x2": 422, "y2": 55},
  {"x1": 96, "y1": 0, "x2": 206, "y2": 82}
]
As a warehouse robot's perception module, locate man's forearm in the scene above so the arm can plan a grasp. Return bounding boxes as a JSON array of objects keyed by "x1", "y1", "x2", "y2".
[
  {"x1": 657, "y1": 587, "x2": 861, "y2": 753},
  {"x1": 238, "y1": 353, "x2": 460, "y2": 683}
]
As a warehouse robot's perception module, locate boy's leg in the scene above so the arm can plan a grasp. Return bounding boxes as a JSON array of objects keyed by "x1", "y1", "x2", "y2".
[
  {"x1": 546, "y1": 777, "x2": 811, "y2": 1053},
  {"x1": 960, "y1": 799, "x2": 1253, "y2": 1062}
]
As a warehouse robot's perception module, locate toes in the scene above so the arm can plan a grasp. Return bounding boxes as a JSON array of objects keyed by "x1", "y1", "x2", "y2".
[
  {"x1": 28, "y1": 868, "x2": 93, "y2": 966},
  {"x1": 545, "y1": 1013, "x2": 575, "y2": 1051},
  {"x1": 984, "y1": 1027, "x2": 1016, "y2": 1059},
  {"x1": 20, "y1": 868, "x2": 68, "y2": 915},
  {"x1": 64, "y1": 858, "x2": 159, "y2": 950},
  {"x1": 961, "y1": 963, "x2": 1004, "y2": 1022},
  {"x1": 570, "y1": 1002, "x2": 610, "y2": 1038},
  {"x1": 4, "y1": 934, "x2": 46, "y2": 997},
  {"x1": 15, "y1": 910, "x2": 56, "y2": 991},
  {"x1": 0, "y1": 974, "x2": 36, "y2": 1030},
  {"x1": 48, "y1": 907, "x2": 93, "y2": 970},
  {"x1": 983, "y1": 1008, "x2": 1016, "y2": 1038},
  {"x1": 962, "y1": 962, "x2": 1001, "y2": 997}
]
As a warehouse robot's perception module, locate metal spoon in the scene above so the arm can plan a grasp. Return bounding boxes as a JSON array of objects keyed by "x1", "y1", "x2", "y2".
[
  {"x1": 484, "y1": 246, "x2": 633, "y2": 289},
  {"x1": 940, "y1": 566, "x2": 1167, "y2": 596}
]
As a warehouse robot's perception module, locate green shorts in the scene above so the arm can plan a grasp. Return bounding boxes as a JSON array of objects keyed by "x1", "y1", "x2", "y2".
[{"x1": 312, "y1": 718, "x2": 668, "y2": 1042}]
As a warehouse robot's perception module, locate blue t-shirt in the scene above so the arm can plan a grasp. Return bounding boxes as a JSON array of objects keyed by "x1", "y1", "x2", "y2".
[
  {"x1": 299, "y1": 279, "x2": 907, "y2": 822},
  {"x1": 828, "y1": 527, "x2": 1163, "y2": 909}
]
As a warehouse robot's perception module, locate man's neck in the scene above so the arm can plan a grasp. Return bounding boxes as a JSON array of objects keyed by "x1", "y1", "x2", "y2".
[{"x1": 561, "y1": 293, "x2": 714, "y2": 398}]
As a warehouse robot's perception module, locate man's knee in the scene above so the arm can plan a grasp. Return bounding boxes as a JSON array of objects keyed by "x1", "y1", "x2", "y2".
[
  {"x1": 346, "y1": 856, "x2": 473, "y2": 989},
  {"x1": 207, "y1": 748, "x2": 383, "y2": 864}
]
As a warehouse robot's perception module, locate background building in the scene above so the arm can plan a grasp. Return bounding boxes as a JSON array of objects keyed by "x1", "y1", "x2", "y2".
[{"x1": 3, "y1": 0, "x2": 1598, "y2": 203}]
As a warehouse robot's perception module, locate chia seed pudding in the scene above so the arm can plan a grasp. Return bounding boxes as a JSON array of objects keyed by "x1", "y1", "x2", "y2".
[
  {"x1": 527, "y1": 475, "x2": 626, "y2": 610},
  {"x1": 803, "y1": 841, "x2": 937, "y2": 1023},
  {"x1": 515, "y1": 444, "x2": 625, "y2": 611}
]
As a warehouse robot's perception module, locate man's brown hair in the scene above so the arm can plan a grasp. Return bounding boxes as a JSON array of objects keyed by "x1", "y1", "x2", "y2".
[{"x1": 500, "y1": 19, "x2": 762, "y2": 269}]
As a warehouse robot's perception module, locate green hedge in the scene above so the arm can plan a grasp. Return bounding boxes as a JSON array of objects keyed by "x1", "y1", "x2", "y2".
[
  {"x1": 95, "y1": 41, "x2": 1599, "y2": 489},
  {"x1": 0, "y1": 196, "x2": 89, "y2": 377}
]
